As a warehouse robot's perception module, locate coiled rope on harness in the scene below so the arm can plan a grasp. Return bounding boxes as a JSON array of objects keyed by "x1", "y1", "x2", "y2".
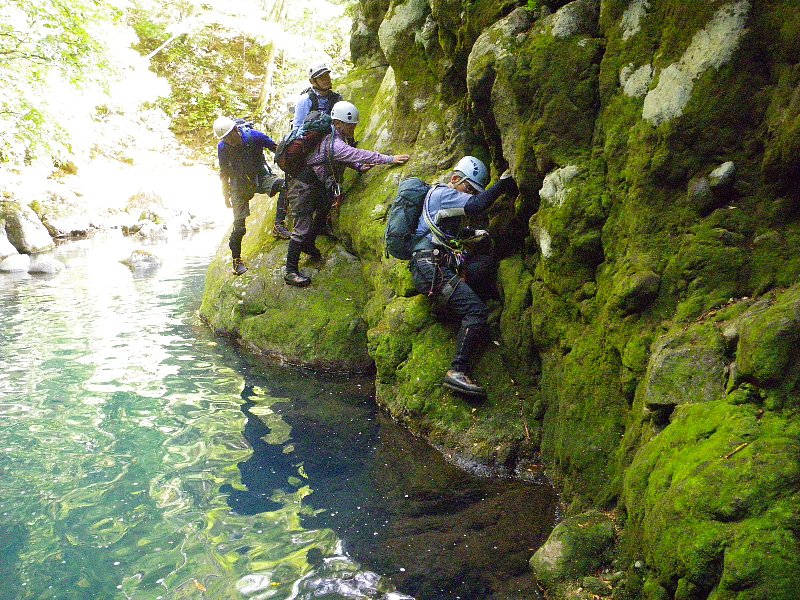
[{"x1": 421, "y1": 187, "x2": 466, "y2": 270}]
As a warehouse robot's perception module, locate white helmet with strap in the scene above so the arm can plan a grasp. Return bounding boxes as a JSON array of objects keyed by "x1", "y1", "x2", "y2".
[
  {"x1": 453, "y1": 156, "x2": 489, "y2": 192},
  {"x1": 330, "y1": 101, "x2": 359, "y2": 124},
  {"x1": 309, "y1": 63, "x2": 331, "y2": 79},
  {"x1": 213, "y1": 116, "x2": 236, "y2": 140}
]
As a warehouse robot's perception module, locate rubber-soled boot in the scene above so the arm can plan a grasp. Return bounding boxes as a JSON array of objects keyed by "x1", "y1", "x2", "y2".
[
  {"x1": 232, "y1": 258, "x2": 248, "y2": 276},
  {"x1": 284, "y1": 271, "x2": 311, "y2": 287},
  {"x1": 443, "y1": 370, "x2": 487, "y2": 398},
  {"x1": 284, "y1": 241, "x2": 310, "y2": 287}
]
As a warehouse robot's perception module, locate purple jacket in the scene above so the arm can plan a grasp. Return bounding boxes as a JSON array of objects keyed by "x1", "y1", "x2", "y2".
[{"x1": 307, "y1": 131, "x2": 394, "y2": 190}]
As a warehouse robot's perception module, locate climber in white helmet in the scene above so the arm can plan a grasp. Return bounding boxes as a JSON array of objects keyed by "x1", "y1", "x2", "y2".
[
  {"x1": 283, "y1": 101, "x2": 410, "y2": 287},
  {"x1": 213, "y1": 116, "x2": 283, "y2": 276},
  {"x1": 409, "y1": 156, "x2": 517, "y2": 399}
]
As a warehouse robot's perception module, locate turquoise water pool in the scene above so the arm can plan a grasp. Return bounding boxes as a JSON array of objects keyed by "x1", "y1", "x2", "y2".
[{"x1": 0, "y1": 229, "x2": 555, "y2": 599}]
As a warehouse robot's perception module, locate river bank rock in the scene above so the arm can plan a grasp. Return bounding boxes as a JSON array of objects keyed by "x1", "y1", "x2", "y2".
[
  {"x1": 200, "y1": 192, "x2": 374, "y2": 373},
  {"x1": 29, "y1": 255, "x2": 65, "y2": 275},
  {"x1": 1, "y1": 200, "x2": 55, "y2": 254},
  {"x1": 201, "y1": 2, "x2": 800, "y2": 597},
  {"x1": 0, "y1": 223, "x2": 18, "y2": 260},
  {"x1": 529, "y1": 510, "x2": 616, "y2": 592},
  {"x1": 0, "y1": 253, "x2": 31, "y2": 273}
]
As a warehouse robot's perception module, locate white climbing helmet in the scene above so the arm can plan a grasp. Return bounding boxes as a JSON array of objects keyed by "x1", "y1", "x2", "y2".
[
  {"x1": 330, "y1": 101, "x2": 360, "y2": 124},
  {"x1": 453, "y1": 156, "x2": 489, "y2": 192},
  {"x1": 213, "y1": 116, "x2": 236, "y2": 140},
  {"x1": 309, "y1": 63, "x2": 331, "y2": 79}
]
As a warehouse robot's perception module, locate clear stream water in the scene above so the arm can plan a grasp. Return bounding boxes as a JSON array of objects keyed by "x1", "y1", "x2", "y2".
[{"x1": 0, "y1": 229, "x2": 557, "y2": 600}]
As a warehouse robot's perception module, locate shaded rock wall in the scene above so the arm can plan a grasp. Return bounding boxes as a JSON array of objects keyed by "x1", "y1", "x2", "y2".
[{"x1": 200, "y1": 0, "x2": 800, "y2": 597}]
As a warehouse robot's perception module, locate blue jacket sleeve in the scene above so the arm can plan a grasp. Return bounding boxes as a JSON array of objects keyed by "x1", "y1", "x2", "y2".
[
  {"x1": 217, "y1": 142, "x2": 229, "y2": 179},
  {"x1": 293, "y1": 95, "x2": 312, "y2": 130},
  {"x1": 245, "y1": 129, "x2": 277, "y2": 153},
  {"x1": 463, "y1": 177, "x2": 516, "y2": 215}
]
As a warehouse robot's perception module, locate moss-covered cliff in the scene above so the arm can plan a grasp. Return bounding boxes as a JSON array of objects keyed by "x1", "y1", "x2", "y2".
[{"x1": 201, "y1": 0, "x2": 800, "y2": 597}]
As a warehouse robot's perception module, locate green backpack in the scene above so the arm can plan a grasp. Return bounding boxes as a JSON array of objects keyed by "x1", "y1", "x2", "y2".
[{"x1": 384, "y1": 178, "x2": 431, "y2": 260}]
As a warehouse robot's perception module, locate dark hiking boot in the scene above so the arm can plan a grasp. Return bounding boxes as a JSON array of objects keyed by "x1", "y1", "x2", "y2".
[
  {"x1": 272, "y1": 222, "x2": 291, "y2": 239},
  {"x1": 284, "y1": 271, "x2": 311, "y2": 287},
  {"x1": 443, "y1": 370, "x2": 487, "y2": 399},
  {"x1": 232, "y1": 258, "x2": 248, "y2": 276}
]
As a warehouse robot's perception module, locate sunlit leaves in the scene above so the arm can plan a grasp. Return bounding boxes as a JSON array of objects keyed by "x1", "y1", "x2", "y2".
[{"x1": 0, "y1": 0, "x2": 120, "y2": 164}]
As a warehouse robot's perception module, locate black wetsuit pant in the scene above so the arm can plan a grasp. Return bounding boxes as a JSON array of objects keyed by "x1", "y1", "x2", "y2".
[
  {"x1": 409, "y1": 249, "x2": 495, "y2": 374},
  {"x1": 287, "y1": 172, "x2": 332, "y2": 248},
  {"x1": 284, "y1": 169, "x2": 333, "y2": 273}
]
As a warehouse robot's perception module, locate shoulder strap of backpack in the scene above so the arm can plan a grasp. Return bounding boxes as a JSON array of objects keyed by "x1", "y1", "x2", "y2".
[
  {"x1": 307, "y1": 89, "x2": 319, "y2": 113},
  {"x1": 325, "y1": 130, "x2": 340, "y2": 195},
  {"x1": 422, "y1": 185, "x2": 458, "y2": 249}
]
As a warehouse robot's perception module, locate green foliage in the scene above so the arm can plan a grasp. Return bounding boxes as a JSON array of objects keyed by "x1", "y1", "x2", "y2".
[
  {"x1": 126, "y1": 0, "x2": 354, "y2": 147},
  {"x1": 0, "y1": 0, "x2": 120, "y2": 164}
]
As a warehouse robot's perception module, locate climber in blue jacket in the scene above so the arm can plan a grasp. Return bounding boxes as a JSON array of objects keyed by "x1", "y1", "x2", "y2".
[
  {"x1": 214, "y1": 116, "x2": 284, "y2": 276},
  {"x1": 410, "y1": 156, "x2": 516, "y2": 399}
]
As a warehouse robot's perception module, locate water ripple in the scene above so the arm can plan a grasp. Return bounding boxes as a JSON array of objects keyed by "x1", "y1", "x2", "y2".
[{"x1": 0, "y1": 230, "x2": 556, "y2": 600}]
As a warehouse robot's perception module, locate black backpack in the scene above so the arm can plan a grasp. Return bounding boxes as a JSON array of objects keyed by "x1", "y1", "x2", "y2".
[
  {"x1": 274, "y1": 111, "x2": 333, "y2": 177},
  {"x1": 384, "y1": 178, "x2": 431, "y2": 260}
]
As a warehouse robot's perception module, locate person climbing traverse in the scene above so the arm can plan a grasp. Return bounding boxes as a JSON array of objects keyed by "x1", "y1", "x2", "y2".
[
  {"x1": 284, "y1": 101, "x2": 409, "y2": 287},
  {"x1": 214, "y1": 116, "x2": 284, "y2": 276},
  {"x1": 272, "y1": 63, "x2": 344, "y2": 241},
  {"x1": 409, "y1": 156, "x2": 516, "y2": 399}
]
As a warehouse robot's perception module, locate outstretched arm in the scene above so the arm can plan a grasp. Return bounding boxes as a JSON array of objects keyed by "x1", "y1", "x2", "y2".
[
  {"x1": 331, "y1": 136, "x2": 409, "y2": 169},
  {"x1": 463, "y1": 175, "x2": 516, "y2": 215}
]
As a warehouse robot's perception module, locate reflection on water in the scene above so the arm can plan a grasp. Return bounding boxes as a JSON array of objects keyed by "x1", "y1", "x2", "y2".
[{"x1": 0, "y1": 229, "x2": 556, "y2": 599}]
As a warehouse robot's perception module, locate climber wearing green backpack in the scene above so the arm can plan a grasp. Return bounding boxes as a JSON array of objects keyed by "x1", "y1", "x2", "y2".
[{"x1": 408, "y1": 156, "x2": 516, "y2": 399}]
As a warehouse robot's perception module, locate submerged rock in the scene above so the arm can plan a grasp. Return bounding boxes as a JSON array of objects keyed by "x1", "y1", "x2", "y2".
[
  {"x1": 529, "y1": 511, "x2": 615, "y2": 590},
  {"x1": 121, "y1": 249, "x2": 162, "y2": 271},
  {"x1": 28, "y1": 255, "x2": 65, "y2": 275},
  {"x1": 0, "y1": 253, "x2": 31, "y2": 273}
]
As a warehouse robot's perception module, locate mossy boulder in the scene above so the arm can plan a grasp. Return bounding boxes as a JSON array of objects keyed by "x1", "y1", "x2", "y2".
[
  {"x1": 640, "y1": 323, "x2": 727, "y2": 411},
  {"x1": 1, "y1": 200, "x2": 54, "y2": 254},
  {"x1": 529, "y1": 510, "x2": 616, "y2": 590},
  {"x1": 623, "y1": 401, "x2": 800, "y2": 599},
  {"x1": 350, "y1": 0, "x2": 390, "y2": 67},
  {"x1": 200, "y1": 194, "x2": 373, "y2": 373},
  {"x1": 474, "y1": 2, "x2": 603, "y2": 194},
  {"x1": 0, "y1": 219, "x2": 18, "y2": 259},
  {"x1": 733, "y1": 285, "x2": 800, "y2": 394}
]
